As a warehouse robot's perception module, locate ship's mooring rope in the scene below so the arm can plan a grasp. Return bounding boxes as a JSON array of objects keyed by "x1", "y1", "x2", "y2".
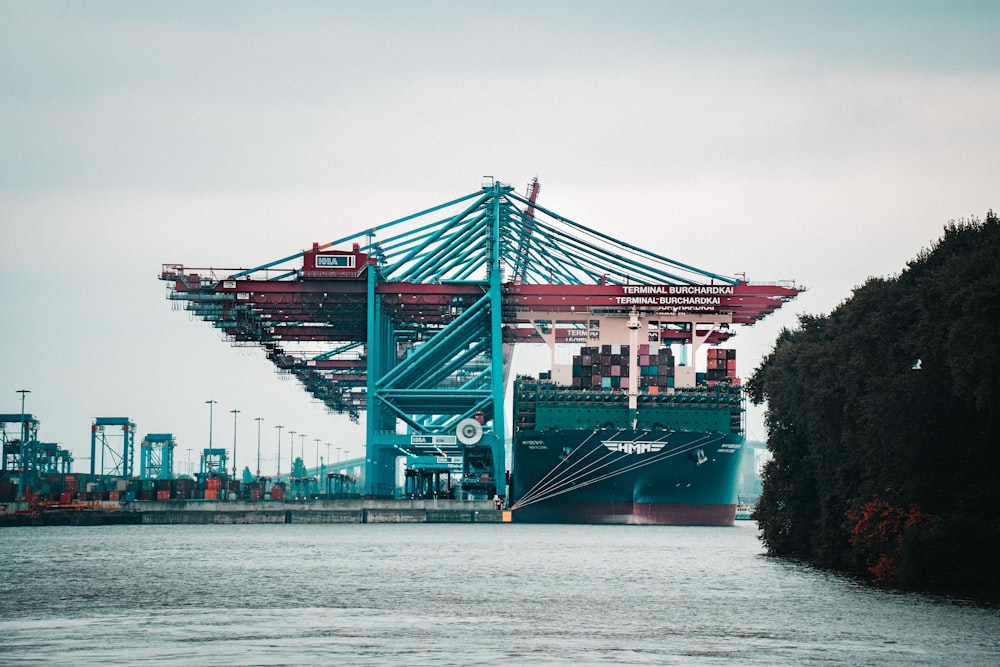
[
  {"x1": 514, "y1": 429, "x2": 690, "y2": 508},
  {"x1": 511, "y1": 433, "x2": 721, "y2": 510},
  {"x1": 511, "y1": 430, "x2": 621, "y2": 509},
  {"x1": 512, "y1": 436, "x2": 684, "y2": 510},
  {"x1": 510, "y1": 433, "x2": 724, "y2": 510}
]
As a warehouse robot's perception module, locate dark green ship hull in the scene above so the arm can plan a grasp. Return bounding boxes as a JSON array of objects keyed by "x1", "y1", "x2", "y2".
[{"x1": 510, "y1": 427, "x2": 744, "y2": 525}]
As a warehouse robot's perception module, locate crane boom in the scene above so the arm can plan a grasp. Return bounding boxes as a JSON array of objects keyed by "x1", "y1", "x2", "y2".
[{"x1": 513, "y1": 177, "x2": 541, "y2": 284}]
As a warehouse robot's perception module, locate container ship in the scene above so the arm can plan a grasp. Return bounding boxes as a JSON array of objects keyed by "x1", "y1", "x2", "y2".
[{"x1": 509, "y1": 336, "x2": 747, "y2": 525}]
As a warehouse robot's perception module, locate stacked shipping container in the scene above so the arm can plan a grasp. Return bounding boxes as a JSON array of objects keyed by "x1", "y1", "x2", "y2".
[
  {"x1": 569, "y1": 344, "x2": 736, "y2": 392},
  {"x1": 706, "y1": 347, "x2": 738, "y2": 386},
  {"x1": 0, "y1": 472, "x2": 285, "y2": 503},
  {"x1": 570, "y1": 343, "x2": 677, "y2": 392},
  {"x1": 571, "y1": 343, "x2": 632, "y2": 390}
]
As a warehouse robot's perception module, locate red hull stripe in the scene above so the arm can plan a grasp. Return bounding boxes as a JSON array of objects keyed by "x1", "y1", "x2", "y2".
[{"x1": 512, "y1": 502, "x2": 737, "y2": 526}]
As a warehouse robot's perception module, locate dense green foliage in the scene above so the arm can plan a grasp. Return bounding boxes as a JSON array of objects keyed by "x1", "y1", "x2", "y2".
[{"x1": 747, "y1": 211, "x2": 1000, "y2": 594}]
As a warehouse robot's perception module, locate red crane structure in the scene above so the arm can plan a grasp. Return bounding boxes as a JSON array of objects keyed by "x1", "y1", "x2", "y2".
[{"x1": 160, "y1": 178, "x2": 801, "y2": 497}]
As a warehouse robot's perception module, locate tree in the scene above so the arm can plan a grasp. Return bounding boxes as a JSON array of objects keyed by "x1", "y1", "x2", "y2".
[{"x1": 749, "y1": 212, "x2": 1000, "y2": 594}]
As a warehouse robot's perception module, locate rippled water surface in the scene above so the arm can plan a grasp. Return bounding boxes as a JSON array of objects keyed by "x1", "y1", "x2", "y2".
[{"x1": 1, "y1": 522, "x2": 997, "y2": 665}]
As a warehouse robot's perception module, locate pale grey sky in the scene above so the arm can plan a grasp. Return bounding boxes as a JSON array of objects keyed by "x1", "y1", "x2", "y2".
[{"x1": 2, "y1": 1, "x2": 998, "y2": 474}]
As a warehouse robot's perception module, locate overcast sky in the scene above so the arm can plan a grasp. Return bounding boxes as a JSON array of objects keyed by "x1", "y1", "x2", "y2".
[{"x1": 2, "y1": 1, "x2": 997, "y2": 476}]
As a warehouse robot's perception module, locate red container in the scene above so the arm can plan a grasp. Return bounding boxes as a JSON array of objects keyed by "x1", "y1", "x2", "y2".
[
  {"x1": 204, "y1": 489, "x2": 218, "y2": 500},
  {"x1": 270, "y1": 486, "x2": 284, "y2": 500},
  {"x1": 60, "y1": 491, "x2": 73, "y2": 504},
  {"x1": 156, "y1": 490, "x2": 171, "y2": 501}
]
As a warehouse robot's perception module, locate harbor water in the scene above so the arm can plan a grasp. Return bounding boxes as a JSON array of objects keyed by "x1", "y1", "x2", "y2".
[{"x1": 1, "y1": 522, "x2": 997, "y2": 666}]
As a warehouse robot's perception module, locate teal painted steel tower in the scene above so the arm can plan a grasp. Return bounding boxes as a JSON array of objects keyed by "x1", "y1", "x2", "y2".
[{"x1": 362, "y1": 181, "x2": 513, "y2": 497}]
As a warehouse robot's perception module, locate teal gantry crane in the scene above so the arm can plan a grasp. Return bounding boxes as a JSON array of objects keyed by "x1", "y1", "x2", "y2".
[{"x1": 160, "y1": 178, "x2": 800, "y2": 499}]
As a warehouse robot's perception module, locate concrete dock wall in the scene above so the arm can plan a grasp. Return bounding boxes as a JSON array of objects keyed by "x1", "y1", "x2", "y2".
[
  {"x1": 132, "y1": 498, "x2": 503, "y2": 525},
  {"x1": 1, "y1": 498, "x2": 505, "y2": 526}
]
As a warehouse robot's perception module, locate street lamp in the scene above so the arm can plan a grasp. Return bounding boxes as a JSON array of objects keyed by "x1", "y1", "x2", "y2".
[
  {"x1": 299, "y1": 434, "x2": 306, "y2": 470},
  {"x1": 16, "y1": 389, "x2": 29, "y2": 502},
  {"x1": 275, "y1": 425, "x2": 283, "y2": 478},
  {"x1": 254, "y1": 417, "x2": 264, "y2": 479},
  {"x1": 205, "y1": 400, "x2": 217, "y2": 450},
  {"x1": 288, "y1": 431, "x2": 296, "y2": 472},
  {"x1": 230, "y1": 409, "x2": 240, "y2": 478},
  {"x1": 314, "y1": 438, "x2": 320, "y2": 472}
]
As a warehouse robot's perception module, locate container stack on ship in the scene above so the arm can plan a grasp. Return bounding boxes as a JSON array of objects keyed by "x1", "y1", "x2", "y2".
[{"x1": 510, "y1": 332, "x2": 747, "y2": 525}]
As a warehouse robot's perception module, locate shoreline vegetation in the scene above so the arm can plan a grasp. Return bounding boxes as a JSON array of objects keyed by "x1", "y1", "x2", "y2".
[{"x1": 748, "y1": 211, "x2": 1000, "y2": 599}]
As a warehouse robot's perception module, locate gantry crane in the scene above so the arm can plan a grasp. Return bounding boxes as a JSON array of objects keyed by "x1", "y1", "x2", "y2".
[{"x1": 160, "y1": 178, "x2": 801, "y2": 498}]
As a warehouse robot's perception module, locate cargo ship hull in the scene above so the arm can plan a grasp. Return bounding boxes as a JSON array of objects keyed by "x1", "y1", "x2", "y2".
[{"x1": 510, "y1": 428, "x2": 743, "y2": 525}]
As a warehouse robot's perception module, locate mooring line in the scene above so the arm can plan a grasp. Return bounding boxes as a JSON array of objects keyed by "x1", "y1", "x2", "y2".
[
  {"x1": 513, "y1": 430, "x2": 685, "y2": 509},
  {"x1": 513, "y1": 444, "x2": 622, "y2": 508},
  {"x1": 514, "y1": 438, "x2": 693, "y2": 508},
  {"x1": 513, "y1": 439, "x2": 713, "y2": 509},
  {"x1": 513, "y1": 434, "x2": 725, "y2": 509},
  {"x1": 515, "y1": 431, "x2": 686, "y2": 505},
  {"x1": 511, "y1": 430, "x2": 608, "y2": 507}
]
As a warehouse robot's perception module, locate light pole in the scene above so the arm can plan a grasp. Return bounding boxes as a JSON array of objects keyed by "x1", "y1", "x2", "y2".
[
  {"x1": 275, "y1": 425, "x2": 283, "y2": 478},
  {"x1": 336, "y1": 446, "x2": 342, "y2": 466},
  {"x1": 186, "y1": 448, "x2": 192, "y2": 476},
  {"x1": 16, "y1": 389, "x2": 29, "y2": 502},
  {"x1": 254, "y1": 417, "x2": 263, "y2": 479},
  {"x1": 230, "y1": 409, "x2": 240, "y2": 478},
  {"x1": 314, "y1": 438, "x2": 320, "y2": 472},
  {"x1": 299, "y1": 434, "x2": 306, "y2": 470},
  {"x1": 205, "y1": 400, "x2": 217, "y2": 450}
]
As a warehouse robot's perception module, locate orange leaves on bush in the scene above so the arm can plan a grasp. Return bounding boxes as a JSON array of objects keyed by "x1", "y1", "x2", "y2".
[{"x1": 847, "y1": 496, "x2": 931, "y2": 585}]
